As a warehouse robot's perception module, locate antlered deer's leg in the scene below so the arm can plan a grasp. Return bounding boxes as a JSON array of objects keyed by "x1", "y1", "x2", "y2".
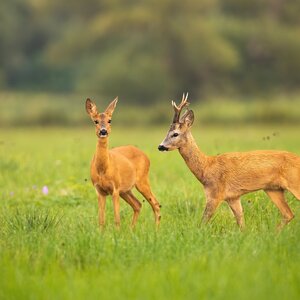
[
  {"x1": 201, "y1": 189, "x2": 223, "y2": 224},
  {"x1": 120, "y1": 191, "x2": 142, "y2": 228},
  {"x1": 227, "y1": 197, "x2": 244, "y2": 229},
  {"x1": 201, "y1": 200, "x2": 220, "y2": 224},
  {"x1": 112, "y1": 191, "x2": 121, "y2": 228},
  {"x1": 265, "y1": 190, "x2": 294, "y2": 230},
  {"x1": 287, "y1": 185, "x2": 300, "y2": 200}
]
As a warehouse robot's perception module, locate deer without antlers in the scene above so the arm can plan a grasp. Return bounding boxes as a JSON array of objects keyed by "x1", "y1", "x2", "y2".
[
  {"x1": 158, "y1": 94, "x2": 300, "y2": 230},
  {"x1": 86, "y1": 97, "x2": 161, "y2": 228}
]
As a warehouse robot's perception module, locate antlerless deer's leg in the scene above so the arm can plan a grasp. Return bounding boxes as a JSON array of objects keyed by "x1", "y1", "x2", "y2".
[
  {"x1": 127, "y1": 191, "x2": 142, "y2": 227},
  {"x1": 96, "y1": 191, "x2": 106, "y2": 229},
  {"x1": 120, "y1": 191, "x2": 142, "y2": 228},
  {"x1": 227, "y1": 197, "x2": 245, "y2": 230},
  {"x1": 265, "y1": 190, "x2": 294, "y2": 230},
  {"x1": 112, "y1": 191, "x2": 121, "y2": 228},
  {"x1": 136, "y1": 177, "x2": 161, "y2": 226}
]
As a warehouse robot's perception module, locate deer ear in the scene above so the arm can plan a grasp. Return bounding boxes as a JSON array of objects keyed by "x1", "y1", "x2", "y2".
[
  {"x1": 86, "y1": 98, "x2": 98, "y2": 115},
  {"x1": 183, "y1": 110, "x2": 194, "y2": 127},
  {"x1": 105, "y1": 97, "x2": 118, "y2": 116}
]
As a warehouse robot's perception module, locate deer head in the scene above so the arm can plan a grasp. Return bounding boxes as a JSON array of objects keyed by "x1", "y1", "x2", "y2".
[
  {"x1": 86, "y1": 97, "x2": 118, "y2": 138},
  {"x1": 158, "y1": 93, "x2": 194, "y2": 151}
]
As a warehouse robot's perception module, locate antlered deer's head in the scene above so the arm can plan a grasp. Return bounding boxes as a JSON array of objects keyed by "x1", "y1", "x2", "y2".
[{"x1": 158, "y1": 93, "x2": 194, "y2": 151}]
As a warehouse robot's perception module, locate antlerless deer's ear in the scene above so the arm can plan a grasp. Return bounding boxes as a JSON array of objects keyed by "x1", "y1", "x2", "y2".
[
  {"x1": 105, "y1": 97, "x2": 118, "y2": 117},
  {"x1": 184, "y1": 110, "x2": 194, "y2": 127},
  {"x1": 86, "y1": 98, "x2": 98, "y2": 115}
]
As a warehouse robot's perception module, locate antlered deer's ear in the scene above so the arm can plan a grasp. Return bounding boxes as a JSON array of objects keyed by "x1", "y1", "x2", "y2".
[
  {"x1": 183, "y1": 110, "x2": 194, "y2": 127},
  {"x1": 86, "y1": 98, "x2": 98, "y2": 115},
  {"x1": 105, "y1": 97, "x2": 118, "y2": 117}
]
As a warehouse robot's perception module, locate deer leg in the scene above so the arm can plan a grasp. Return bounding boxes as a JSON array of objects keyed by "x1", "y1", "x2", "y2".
[
  {"x1": 96, "y1": 190, "x2": 106, "y2": 229},
  {"x1": 201, "y1": 190, "x2": 223, "y2": 225},
  {"x1": 136, "y1": 179, "x2": 161, "y2": 226},
  {"x1": 201, "y1": 200, "x2": 220, "y2": 224},
  {"x1": 120, "y1": 191, "x2": 142, "y2": 228},
  {"x1": 265, "y1": 190, "x2": 294, "y2": 230},
  {"x1": 287, "y1": 185, "x2": 300, "y2": 200},
  {"x1": 112, "y1": 191, "x2": 121, "y2": 228},
  {"x1": 226, "y1": 197, "x2": 245, "y2": 230}
]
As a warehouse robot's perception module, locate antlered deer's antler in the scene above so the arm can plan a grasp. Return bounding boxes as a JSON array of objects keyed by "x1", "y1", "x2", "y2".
[{"x1": 172, "y1": 93, "x2": 190, "y2": 123}]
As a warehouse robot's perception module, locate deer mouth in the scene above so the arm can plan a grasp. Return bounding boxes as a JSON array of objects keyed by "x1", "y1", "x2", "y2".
[{"x1": 158, "y1": 145, "x2": 169, "y2": 151}]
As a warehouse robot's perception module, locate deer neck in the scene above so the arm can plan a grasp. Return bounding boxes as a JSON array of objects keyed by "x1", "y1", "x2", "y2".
[
  {"x1": 95, "y1": 138, "x2": 110, "y2": 173},
  {"x1": 178, "y1": 131, "x2": 208, "y2": 185}
]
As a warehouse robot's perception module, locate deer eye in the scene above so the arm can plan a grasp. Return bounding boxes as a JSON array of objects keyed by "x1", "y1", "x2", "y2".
[
  {"x1": 108, "y1": 120, "x2": 111, "y2": 124},
  {"x1": 94, "y1": 120, "x2": 99, "y2": 125},
  {"x1": 172, "y1": 133, "x2": 179, "y2": 138}
]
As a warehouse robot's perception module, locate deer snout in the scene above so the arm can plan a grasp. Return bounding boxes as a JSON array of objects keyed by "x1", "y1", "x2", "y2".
[
  {"x1": 99, "y1": 128, "x2": 108, "y2": 136},
  {"x1": 158, "y1": 144, "x2": 168, "y2": 151}
]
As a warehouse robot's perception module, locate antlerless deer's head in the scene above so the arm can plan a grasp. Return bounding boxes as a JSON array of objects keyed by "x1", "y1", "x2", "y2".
[
  {"x1": 158, "y1": 93, "x2": 194, "y2": 151},
  {"x1": 86, "y1": 97, "x2": 118, "y2": 139}
]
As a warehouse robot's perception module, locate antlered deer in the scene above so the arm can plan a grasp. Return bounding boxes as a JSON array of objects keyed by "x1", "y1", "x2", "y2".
[
  {"x1": 158, "y1": 94, "x2": 300, "y2": 229},
  {"x1": 86, "y1": 98, "x2": 161, "y2": 228}
]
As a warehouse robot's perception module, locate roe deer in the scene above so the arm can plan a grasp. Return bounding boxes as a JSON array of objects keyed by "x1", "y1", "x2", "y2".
[
  {"x1": 158, "y1": 94, "x2": 300, "y2": 230},
  {"x1": 86, "y1": 97, "x2": 161, "y2": 228}
]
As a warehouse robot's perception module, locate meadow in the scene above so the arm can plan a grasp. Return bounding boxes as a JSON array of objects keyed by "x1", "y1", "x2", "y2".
[{"x1": 1, "y1": 122, "x2": 300, "y2": 299}]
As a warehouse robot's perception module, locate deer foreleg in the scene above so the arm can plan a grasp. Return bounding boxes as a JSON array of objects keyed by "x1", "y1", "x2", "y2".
[
  {"x1": 200, "y1": 188, "x2": 224, "y2": 225},
  {"x1": 201, "y1": 201, "x2": 219, "y2": 224},
  {"x1": 201, "y1": 197, "x2": 223, "y2": 225},
  {"x1": 112, "y1": 191, "x2": 121, "y2": 228},
  {"x1": 96, "y1": 191, "x2": 106, "y2": 229}
]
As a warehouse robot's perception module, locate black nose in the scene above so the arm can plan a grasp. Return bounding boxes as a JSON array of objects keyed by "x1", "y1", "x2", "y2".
[
  {"x1": 158, "y1": 145, "x2": 168, "y2": 151},
  {"x1": 100, "y1": 129, "x2": 107, "y2": 136}
]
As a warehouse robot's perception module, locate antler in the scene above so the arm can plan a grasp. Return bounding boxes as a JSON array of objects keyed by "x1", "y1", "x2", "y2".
[{"x1": 172, "y1": 93, "x2": 190, "y2": 123}]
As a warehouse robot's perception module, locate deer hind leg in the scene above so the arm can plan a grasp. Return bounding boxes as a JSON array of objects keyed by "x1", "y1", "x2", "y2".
[
  {"x1": 265, "y1": 189, "x2": 294, "y2": 230},
  {"x1": 285, "y1": 166, "x2": 300, "y2": 200},
  {"x1": 120, "y1": 191, "x2": 142, "y2": 228},
  {"x1": 135, "y1": 178, "x2": 161, "y2": 226},
  {"x1": 226, "y1": 197, "x2": 245, "y2": 230},
  {"x1": 286, "y1": 184, "x2": 300, "y2": 200}
]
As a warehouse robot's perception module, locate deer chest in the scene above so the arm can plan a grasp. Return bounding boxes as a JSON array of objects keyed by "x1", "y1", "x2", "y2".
[{"x1": 93, "y1": 175, "x2": 114, "y2": 195}]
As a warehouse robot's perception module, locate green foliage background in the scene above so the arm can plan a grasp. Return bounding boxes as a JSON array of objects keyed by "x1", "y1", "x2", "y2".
[{"x1": 1, "y1": 0, "x2": 300, "y2": 103}]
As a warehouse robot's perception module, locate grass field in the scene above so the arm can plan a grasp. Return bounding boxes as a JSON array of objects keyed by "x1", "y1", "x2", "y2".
[{"x1": 1, "y1": 124, "x2": 300, "y2": 299}]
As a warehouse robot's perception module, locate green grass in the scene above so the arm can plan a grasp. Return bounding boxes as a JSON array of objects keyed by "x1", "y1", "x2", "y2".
[{"x1": 1, "y1": 125, "x2": 300, "y2": 299}]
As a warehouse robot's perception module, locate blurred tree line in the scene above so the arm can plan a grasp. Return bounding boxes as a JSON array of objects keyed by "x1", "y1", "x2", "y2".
[{"x1": 1, "y1": 0, "x2": 300, "y2": 104}]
